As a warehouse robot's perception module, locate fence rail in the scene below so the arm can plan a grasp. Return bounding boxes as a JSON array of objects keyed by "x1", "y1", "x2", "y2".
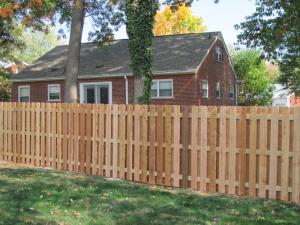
[{"x1": 0, "y1": 102, "x2": 299, "y2": 203}]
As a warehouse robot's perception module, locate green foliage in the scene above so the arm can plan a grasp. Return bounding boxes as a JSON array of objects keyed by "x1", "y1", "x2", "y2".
[
  {"x1": 125, "y1": 0, "x2": 159, "y2": 104},
  {"x1": 13, "y1": 26, "x2": 57, "y2": 63},
  {"x1": 235, "y1": 0, "x2": 300, "y2": 95},
  {"x1": 278, "y1": 53, "x2": 300, "y2": 96},
  {"x1": 232, "y1": 50, "x2": 273, "y2": 106},
  {"x1": 0, "y1": 69, "x2": 12, "y2": 101}
]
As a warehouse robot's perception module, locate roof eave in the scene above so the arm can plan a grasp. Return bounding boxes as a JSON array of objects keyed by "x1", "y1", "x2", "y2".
[{"x1": 11, "y1": 70, "x2": 196, "y2": 83}]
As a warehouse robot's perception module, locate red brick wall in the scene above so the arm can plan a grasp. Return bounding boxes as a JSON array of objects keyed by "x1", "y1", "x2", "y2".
[
  {"x1": 11, "y1": 40, "x2": 237, "y2": 106},
  {"x1": 196, "y1": 39, "x2": 236, "y2": 106},
  {"x1": 290, "y1": 95, "x2": 300, "y2": 107}
]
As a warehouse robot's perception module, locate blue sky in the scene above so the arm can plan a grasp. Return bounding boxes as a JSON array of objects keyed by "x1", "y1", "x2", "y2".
[{"x1": 80, "y1": 0, "x2": 256, "y2": 45}]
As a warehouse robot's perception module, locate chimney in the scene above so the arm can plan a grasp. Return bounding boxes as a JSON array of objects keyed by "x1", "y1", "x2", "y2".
[{"x1": 11, "y1": 64, "x2": 18, "y2": 74}]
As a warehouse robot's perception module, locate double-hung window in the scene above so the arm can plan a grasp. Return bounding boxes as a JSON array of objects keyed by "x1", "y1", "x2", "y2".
[
  {"x1": 48, "y1": 84, "x2": 61, "y2": 101},
  {"x1": 202, "y1": 80, "x2": 208, "y2": 98},
  {"x1": 151, "y1": 79, "x2": 173, "y2": 98},
  {"x1": 229, "y1": 85, "x2": 235, "y2": 100},
  {"x1": 18, "y1": 86, "x2": 30, "y2": 102},
  {"x1": 216, "y1": 47, "x2": 223, "y2": 62}
]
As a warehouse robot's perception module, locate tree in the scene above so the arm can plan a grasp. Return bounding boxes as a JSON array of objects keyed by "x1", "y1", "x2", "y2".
[
  {"x1": 63, "y1": 0, "x2": 125, "y2": 103},
  {"x1": 64, "y1": 0, "x2": 85, "y2": 103},
  {"x1": 235, "y1": 0, "x2": 300, "y2": 95},
  {"x1": 153, "y1": 4, "x2": 206, "y2": 36},
  {"x1": 1, "y1": 1, "x2": 125, "y2": 103},
  {"x1": 12, "y1": 26, "x2": 57, "y2": 63},
  {"x1": 125, "y1": 0, "x2": 159, "y2": 104},
  {"x1": 232, "y1": 50, "x2": 273, "y2": 106},
  {"x1": 0, "y1": 68, "x2": 11, "y2": 101}
]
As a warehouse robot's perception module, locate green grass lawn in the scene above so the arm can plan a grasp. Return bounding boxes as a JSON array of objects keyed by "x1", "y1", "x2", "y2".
[{"x1": 0, "y1": 163, "x2": 299, "y2": 225}]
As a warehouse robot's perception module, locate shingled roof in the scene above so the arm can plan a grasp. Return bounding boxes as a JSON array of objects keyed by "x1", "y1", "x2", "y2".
[{"x1": 12, "y1": 32, "x2": 223, "y2": 82}]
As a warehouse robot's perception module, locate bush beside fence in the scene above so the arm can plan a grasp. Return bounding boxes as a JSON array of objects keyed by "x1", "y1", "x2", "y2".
[{"x1": 0, "y1": 102, "x2": 299, "y2": 204}]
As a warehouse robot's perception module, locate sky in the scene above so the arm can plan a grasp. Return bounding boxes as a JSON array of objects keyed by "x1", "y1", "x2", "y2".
[{"x1": 80, "y1": 0, "x2": 257, "y2": 45}]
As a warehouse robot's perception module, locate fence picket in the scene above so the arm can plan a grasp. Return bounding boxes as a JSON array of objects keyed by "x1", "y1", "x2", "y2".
[
  {"x1": 293, "y1": 108, "x2": 300, "y2": 203},
  {"x1": 98, "y1": 104, "x2": 105, "y2": 176},
  {"x1": 281, "y1": 108, "x2": 290, "y2": 201},
  {"x1": 191, "y1": 106, "x2": 198, "y2": 190},
  {"x1": 181, "y1": 106, "x2": 190, "y2": 188},
  {"x1": 141, "y1": 105, "x2": 148, "y2": 183},
  {"x1": 219, "y1": 107, "x2": 227, "y2": 193},
  {"x1": 269, "y1": 107, "x2": 279, "y2": 199},
  {"x1": 200, "y1": 107, "x2": 208, "y2": 192},
  {"x1": 119, "y1": 105, "x2": 126, "y2": 180},
  {"x1": 149, "y1": 105, "x2": 156, "y2": 184},
  {"x1": 156, "y1": 106, "x2": 163, "y2": 185},
  {"x1": 249, "y1": 107, "x2": 257, "y2": 197},
  {"x1": 173, "y1": 106, "x2": 181, "y2": 187},
  {"x1": 208, "y1": 107, "x2": 217, "y2": 192},
  {"x1": 126, "y1": 105, "x2": 133, "y2": 180},
  {"x1": 258, "y1": 107, "x2": 268, "y2": 198},
  {"x1": 238, "y1": 107, "x2": 247, "y2": 196},
  {"x1": 228, "y1": 107, "x2": 237, "y2": 195}
]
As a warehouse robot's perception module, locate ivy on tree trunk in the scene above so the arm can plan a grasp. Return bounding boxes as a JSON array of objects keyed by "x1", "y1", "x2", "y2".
[{"x1": 125, "y1": 0, "x2": 159, "y2": 104}]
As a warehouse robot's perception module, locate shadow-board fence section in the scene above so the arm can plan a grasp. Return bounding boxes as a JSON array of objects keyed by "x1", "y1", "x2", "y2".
[{"x1": 0, "y1": 102, "x2": 299, "y2": 204}]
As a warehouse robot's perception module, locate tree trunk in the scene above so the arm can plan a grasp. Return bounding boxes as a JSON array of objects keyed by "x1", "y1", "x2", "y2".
[
  {"x1": 133, "y1": 76, "x2": 145, "y2": 104},
  {"x1": 64, "y1": 0, "x2": 85, "y2": 103}
]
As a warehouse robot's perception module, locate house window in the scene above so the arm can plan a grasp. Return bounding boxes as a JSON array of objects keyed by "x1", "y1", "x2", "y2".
[
  {"x1": 18, "y1": 86, "x2": 30, "y2": 102},
  {"x1": 48, "y1": 84, "x2": 61, "y2": 101},
  {"x1": 216, "y1": 81, "x2": 221, "y2": 99},
  {"x1": 216, "y1": 47, "x2": 223, "y2": 62},
  {"x1": 151, "y1": 79, "x2": 173, "y2": 98},
  {"x1": 202, "y1": 80, "x2": 208, "y2": 98},
  {"x1": 79, "y1": 82, "x2": 112, "y2": 104},
  {"x1": 229, "y1": 85, "x2": 235, "y2": 100}
]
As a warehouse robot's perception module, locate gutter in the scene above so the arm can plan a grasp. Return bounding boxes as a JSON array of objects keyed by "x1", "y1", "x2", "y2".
[{"x1": 124, "y1": 75, "x2": 128, "y2": 104}]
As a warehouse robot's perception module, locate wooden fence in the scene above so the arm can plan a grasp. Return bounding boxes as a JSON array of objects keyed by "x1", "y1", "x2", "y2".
[{"x1": 0, "y1": 102, "x2": 299, "y2": 204}]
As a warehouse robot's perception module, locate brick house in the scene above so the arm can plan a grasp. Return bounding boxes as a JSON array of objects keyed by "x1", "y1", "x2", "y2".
[
  {"x1": 272, "y1": 84, "x2": 300, "y2": 107},
  {"x1": 11, "y1": 32, "x2": 237, "y2": 105}
]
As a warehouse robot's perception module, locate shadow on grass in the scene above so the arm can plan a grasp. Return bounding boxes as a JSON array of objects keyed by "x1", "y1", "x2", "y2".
[{"x1": 0, "y1": 166, "x2": 300, "y2": 225}]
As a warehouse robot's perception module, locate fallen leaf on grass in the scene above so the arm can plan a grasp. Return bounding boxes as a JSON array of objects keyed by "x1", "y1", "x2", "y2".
[
  {"x1": 23, "y1": 218, "x2": 30, "y2": 224},
  {"x1": 103, "y1": 192, "x2": 109, "y2": 197},
  {"x1": 73, "y1": 212, "x2": 81, "y2": 219}
]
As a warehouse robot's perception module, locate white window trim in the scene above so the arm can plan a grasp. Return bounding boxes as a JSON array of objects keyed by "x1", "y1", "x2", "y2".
[
  {"x1": 48, "y1": 84, "x2": 61, "y2": 102},
  {"x1": 18, "y1": 85, "x2": 30, "y2": 102},
  {"x1": 79, "y1": 81, "x2": 113, "y2": 104},
  {"x1": 151, "y1": 79, "x2": 174, "y2": 99},
  {"x1": 216, "y1": 81, "x2": 221, "y2": 99},
  {"x1": 202, "y1": 80, "x2": 209, "y2": 98}
]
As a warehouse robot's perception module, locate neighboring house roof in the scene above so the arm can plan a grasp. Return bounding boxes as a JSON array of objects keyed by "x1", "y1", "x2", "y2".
[
  {"x1": 272, "y1": 83, "x2": 293, "y2": 99},
  {"x1": 1, "y1": 61, "x2": 30, "y2": 74},
  {"x1": 12, "y1": 32, "x2": 225, "y2": 82}
]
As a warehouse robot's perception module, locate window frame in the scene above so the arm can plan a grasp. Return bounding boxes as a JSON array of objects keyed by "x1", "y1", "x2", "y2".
[
  {"x1": 229, "y1": 85, "x2": 235, "y2": 100},
  {"x1": 151, "y1": 79, "x2": 174, "y2": 99},
  {"x1": 48, "y1": 84, "x2": 61, "y2": 102},
  {"x1": 18, "y1": 85, "x2": 30, "y2": 102},
  {"x1": 216, "y1": 81, "x2": 221, "y2": 99},
  {"x1": 201, "y1": 80, "x2": 209, "y2": 98},
  {"x1": 216, "y1": 47, "x2": 223, "y2": 62},
  {"x1": 79, "y1": 81, "x2": 113, "y2": 104}
]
